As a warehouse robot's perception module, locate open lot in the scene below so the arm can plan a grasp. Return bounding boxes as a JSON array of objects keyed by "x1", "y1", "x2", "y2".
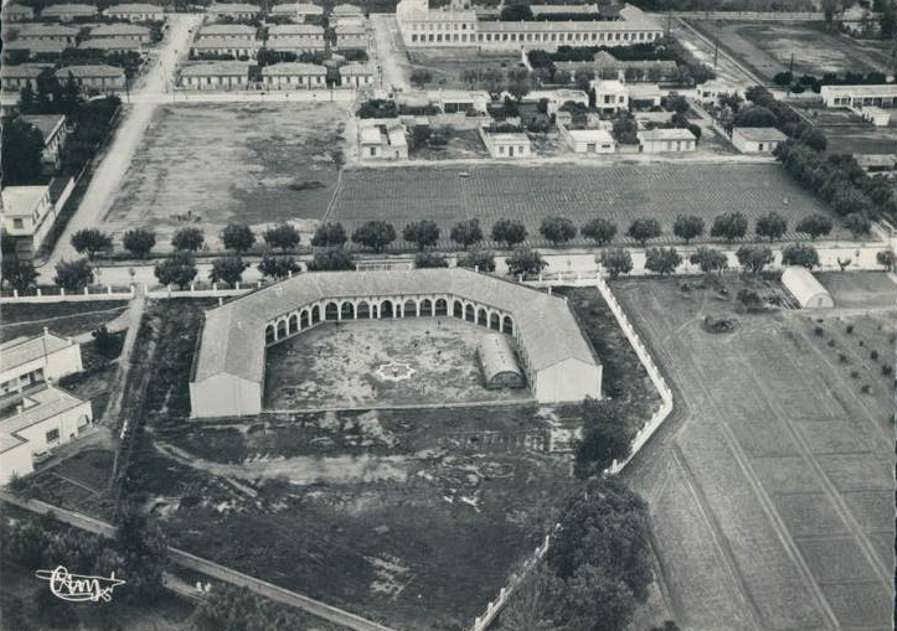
[
  {"x1": 406, "y1": 48, "x2": 521, "y2": 89},
  {"x1": 328, "y1": 162, "x2": 845, "y2": 249},
  {"x1": 105, "y1": 102, "x2": 348, "y2": 251},
  {"x1": 615, "y1": 275, "x2": 894, "y2": 631},
  {"x1": 787, "y1": 101, "x2": 897, "y2": 155},
  {"x1": 0, "y1": 301, "x2": 126, "y2": 342},
  {"x1": 265, "y1": 318, "x2": 531, "y2": 410},
  {"x1": 816, "y1": 271, "x2": 897, "y2": 309},
  {"x1": 689, "y1": 20, "x2": 892, "y2": 81}
]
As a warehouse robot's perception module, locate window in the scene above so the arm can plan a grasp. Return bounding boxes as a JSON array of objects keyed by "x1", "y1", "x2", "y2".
[
  {"x1": 758, "y1": 143, "x2": 765, "y2": 152},
  {"x1": 13, "y1": 218, "x2": 24, "y2": 229},
  {"x1": 46, "y1": 428, "x2": 60, "y2": 444}
]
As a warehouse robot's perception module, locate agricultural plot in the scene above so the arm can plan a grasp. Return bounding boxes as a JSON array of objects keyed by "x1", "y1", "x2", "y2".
[
  {"x1": 816, "y1": 271, "x2": 897, "y2": 309},
  {"x1": 615, "y1": 276, "x2": 894, "y2": 631},
  {"x1": 787, "y1": 102, "x2": 897, "y2": 155},
  {"x1": 689, "y1": 20, "x2": 892, "y2": 81},
  {"x1": 329, "y1": 162, "x2": 844, "y2": 249},
  {"x1": 104, "y1": 102, "x2": 347, "y2": 251}
]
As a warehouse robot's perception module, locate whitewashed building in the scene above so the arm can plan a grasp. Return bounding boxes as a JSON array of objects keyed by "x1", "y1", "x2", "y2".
[
  {"x1": 560, "y1": 126, "x2": 616, "y2": 154},
  {"x1": 781, "y1": 266, "x2": 834, "y2": 308},
  {"x1": 42, "y1": 3, "x2": 98, "y2": 21},
  {"x1": 267, "y1": 23, "x2": 325, "y2": 44},
  {"x1": 260, "y1": 62, "x2": 327, "y2": 89},
  {"x1": 56, "y1": 65, "x2": 127, "y2": 91},
  {"x1": 0, "y1": 63, "x2": 52, "y2": 92},
  {"x1": 359, "y1": 122, "x2": 408, "y2": 160},
  {"x1": 178, "y1": 61, "x2": 251, "y2": 89},
  {"x1": 20, "y1": 114, "x2": 68, "y2": 166},
  {"x1": 335, "y1": 23, "x2": 367, "y2": 49},
  {"x1": 731, "y1": 127, "x2": 787, "y2": 154},
  {"x1": 270, "y1": 2, "x2": 325, "y2": 20},
  {"x1": 1, "y1": 186, "x2": 58, "y2": 255},
  {"x1": 339, "y1": 63, "x2": 373, "y2": 88},
  {"x1": 637, "y1": 127, "x2": 696, "y2": 153},
  {"x1": 79, "y1": 37, "x2": 143, "y2": 53},
  {"x1": 268, "y1": 36, "x2": 326, "y2": 53},
  {"x1": 820, "y1": 84, "x2": 897, "y2": 108},
  {"x1": 426, "y1": 89, "x2": 490, "y2": 114},
  {"x1": 191, "y1": 37, "x2": 260, "y2": 58},
  {"x1": 104, "y1": 3, "x2": 165, "y2": 22},
  {"x1": 11, "y1": 23, "x2": 80, "y2": 44},
  {"x1": 207, "y1": 2, "x2": 260, "y2": 20},
  {"x1": 88, "y1": 22, "x2": 152, "y2": 42},
  {"x1": 0, "y1": 331, "x2": 84, "y2": 397},
  {"x1": 593, "y1": 79, "x2": 628, "y2": 112},
  {"x1": 480, "y1": 127, "x2": 532, "y2": 159}
]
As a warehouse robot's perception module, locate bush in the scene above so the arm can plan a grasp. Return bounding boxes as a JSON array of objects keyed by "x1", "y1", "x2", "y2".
[
  {"x1": 814, "y1": 326, "x2": 824, "y2": 336},
  {"x1": 870, "y1": 350, "x2": 879, "y2": 361},
  {"x1": 860, "y1": 384, "x2": 871, "y2": 394},
  {"x1": 846, "y1": 324, "x2": 854, "y2": 334},
  {"x1": 838, "y1": 353, "x2": 848, "y2": 364}
]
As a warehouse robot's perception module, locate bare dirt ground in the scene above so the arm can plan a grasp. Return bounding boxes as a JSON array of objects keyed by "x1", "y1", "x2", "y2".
[
  {"x1": 265, "y1": 319, "x2": 531, "y2": 410},
  {"x1": 405, "y1": 49, "x2": 521, "y2": 90},
  {"x1": 104, "y1": 102, "x2": 348, "y2": 251},
  {"x1": 816, "y1": 271, "x2": 897, "y2": 309},
  {"x1": 617, "y1": 275, "x2": 895, "y2": 631}
]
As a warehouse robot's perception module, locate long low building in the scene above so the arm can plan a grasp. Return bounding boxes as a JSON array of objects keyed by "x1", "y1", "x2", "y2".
[
  {"x1": 820, "y1": 83, "x2": 897, "y2": 108},
  {"x1": 189, "y1": 269, "x2": 603, "y2": 417}
]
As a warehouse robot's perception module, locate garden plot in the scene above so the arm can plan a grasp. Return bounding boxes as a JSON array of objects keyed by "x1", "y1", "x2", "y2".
[{"x1": 105, "y1": 103, "x2": 347, "y2": 251}]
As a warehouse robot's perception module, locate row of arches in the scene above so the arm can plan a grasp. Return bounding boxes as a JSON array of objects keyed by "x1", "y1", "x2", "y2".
[{"x1": 263, "y1": 295, "x2": 515, "y2": 345}]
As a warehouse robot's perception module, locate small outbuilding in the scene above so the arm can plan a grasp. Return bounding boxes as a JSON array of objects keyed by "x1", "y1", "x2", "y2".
[
  {"x1": 781, "y1": 266, "x2": 834, "y2": 308},
  {"x1": 477, "y1": 334, "x2": 525, "y2": 390},
  {"x1": 731, "y1": 127, "x2": 787, "y2": 154}
]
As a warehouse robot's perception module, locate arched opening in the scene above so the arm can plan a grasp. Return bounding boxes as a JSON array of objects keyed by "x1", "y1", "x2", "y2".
[
  {"x1": 325, "y1": 301, "x2": 339, "y2": 321},
  {"x1": 311, "y1": 305, "x2": 321, "y2": 324},
  {"x1": 420, "y1": 298, "x2": 433, "y2": 316},
  {"x1": 265, "y1": 325, "x2": 275, "y2": 345},
  {"x1": 490, "y1": 312, "x2": 501, "y2": 331},
  {"x1": 341, "y1": 302, "x2": 355, "y2": 320},
  {"x1": 289, "y1": 314, "x2": 299, "y2": 334},
  {"x1": 357, "y1": 301, "x2": 370, "y2": 319},
  {"x1": 300, "y1": 310, "x2": 310, "y2": 329},
  {"x1": 477, "y1": 308, "x2": 488, "y2": 327},
  {"x1": 503, "y1": 315, "x2": 514, "y2": 335},
  {"x1": 276, "y1": 320, "x2": 287, "y2": 339},
  {"x1": 453, "y1": 301, "x2": 463, "y2": 318},
  {"x1": 465, "y1": 304, "x2": 475, "y2": 323},
  {"x1": 435, "y1": 298, "x2": 447, "y2": 316},
  {"x1": 404, "y1": 299, "x2": 418, "y2": 316},
  {"x1": 380, "y1": 300, "x2": 394, "y2": 319}
]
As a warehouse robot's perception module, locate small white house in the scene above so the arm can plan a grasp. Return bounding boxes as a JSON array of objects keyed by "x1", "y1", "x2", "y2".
[
  {"x1": 359, "y1": 122, "x2": 408, "y2": 160},
  {"x1": 731, "y1": 127, "x2": 787, "y2": 154},
  {"x1": 480, "y1": 127, "x2": 532, "y2": 159},
  {"x1": 197, "y1": 23, "x2": 257, "y2": 39},
  {"x1": 207, "y1": 2, "x2": 260, "y2": 20},
  {"x1": 0, "y1": 330, "x2": 84, "y2": 396},
  {"x1": 781, "y1": 266, "x2": 834, "y2": 308},
  {"x1": 425, "y1": 89, "x2": 490, "y2": 114},
  {"x1": 87, "y1": 22, "x2": 152, "y2": 42},
  {"x1": 560, "y1": 126, "x2": 615, "y2": 154},
  {"x1": 41, "y1": 3, "x2": 98, "y2": 21},
  {"x1": 1, "y1": 186, "x2": 57, "y2": 255},
  {"x1": 335, "y1": 23, "x2": 367, "y2": 49},
  {"x1": 592, "y1": 79, "x2": 628, "y2": 113},
  {"x1": 339, "y1": 63, "x2": 373, "y2": 88},
  {"x1": 0, "y1": 63, "x2": 52, "y2": 92},
  {"x1": 20, "y1": 114, "x2": 68, "y2": 166},
  {"x1": 191, "y1": 37, "x2": 260, "y2": 58},
  {"x1": 637, "y1": 127, "x2": 696, "y2": 153},
  {"x1": 56, "y1": 65, "x2": 127, "y2": 92},
  {"x1": 626, "y1": 83, "x2": 663, "y2": 108}
]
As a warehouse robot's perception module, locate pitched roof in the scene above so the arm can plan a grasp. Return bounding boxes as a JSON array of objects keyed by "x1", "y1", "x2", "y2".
[
  {"x1": 56, "y1": 64, "x2": 126, "y2": 78},
  {"x1": 267, "y1": 36, "x2": 326, "y2": 49},
  {"x1": 0, "y1": 330, "x2": 72, "y2": 373},
  {"x1": 13, "y1": 23, "x2": 80, "y2": 37},
  {"x1": 732, "y1": 126, "x2": 787, "y2": 142},
  {"x1": 192, "y1": 36, "x2": 259, "y2": 47},
  {"x1": 2, "y1": 63, "x2": 53, "y2": 78},
  {"x1": 261, "y1": 61, "x2": 327, "y2": 75},
  {"x1": 268, "y1": 23, "x2": 324, "y2": 35},
  {"x1": 42, "y1": 3, "x2": 98, "y2": 15},
  {"x1": 20, "y1": 114, "x2": 66, "y2": 142},
  {"x1": 271, "y1": 2, "x2": 323, "y2": 13},
  {"x1": 199, "y1": 23, "x2": 257, "y2": 36},
  {"x1": 3, "y1": 39, "x2": 67, "y2": 53},
  {"x1": 332, "y1": 3, "x2": 363, "y2": 14},
  {"x1": 0, "y1": 186, "x2": 49, "y2": 218},
  {"x1": 179, "y1": 60, "x2": 252, "y2": 76},
  {"x1": 79, "y1": 37, "x2": 143, "y2": 49},
  {"x1": 88, "y1": 22, "x2": 151, "y2": 36},
  {"x1": 192, "y1": 269, "x2": 600, "y2": 385},
  {"x1": 208, "y1": 2, "x2": 259, "y2": 12},
  {"x1": 105, "y1": 3, "x2": 163, "y2": 13},
  {"x1": 637, "y1": 127, "x2": 696, "y2": 141},
  {"x1": 339, "y1": 62, "x2": 370, "y2": 75},
  {"x1": 3, "y1": 3, "x2": 34, "y2": 15}
]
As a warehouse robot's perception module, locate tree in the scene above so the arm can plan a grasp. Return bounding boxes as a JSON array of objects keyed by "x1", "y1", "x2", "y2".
[
  {"x1": 573, "y1": 399, "x2": 632, "y2": 478},
  {"x1": 672, "y1": 215, "x2": 704, "y2": 244},
  {"x1": 171, "y1": 226, "x2": 204, "y2": 252},
  {"x1": 2, "y1": 258, "x2": 38, "y2": 293},
  {"x1": 734, "y1": 105, "x2": 778, "y2": 128},
  {"x1": 501, "y1": 1, "x2": 533, "y2": 20},
  {"x1": 843, "y1": 212, "x2": 871, "y2": 239},
  {"x1": 402, "y1": 220, "x2": 440, "y2": 250},
  {"x1": 54, "y1": 259, "x2": 93, "y2": 291},
  {"x1": 491, "y1": 219, "x2": 528, "y2": 248},
  {"x1": 600, "y1": 248, "x2": 633, "y2": 279},
  {"x1": 795, "y1": 213, "x2": 833, "y2": 241},
  {"x1": 209, "y1": 256, "x2": 247, "y2": 286},
  {"x1": 877, "y1": 250, "x2": 896, "y2": 271},
  {"x1": 154, "y1": 251, "x2": 197, "y2": 289},
  {"x1": 1, "y1": 118, "x2": 44, "y2": 185},
  {"x1": 351, "y1": 221, "x2": 396, "y2": 253},
  {"x1": 410, "y1": 68, "x2": 433, "y2": 89},
  {"x1": 506, "y1": 247, "x2": 547, "y2": 277},
  {"x1": 710, "y1": 212, "x2": 748, "y2": 243},
  {"x1": 539, "y1": 216, "x2": 577, "y2": 246},
  {"x1": 581, "y1": 217, "x2": 617, "y2": 246},
  {"x1": 507, "y1": 67, "x2": 533, "y2": 101},
  {"x1": 626, "y1": 218, "x2": 661, "y2": 246},
  {"x1": 221, "y1": 223, "x2": 256, "y2": 253},
  {"x1": 92, "y1": 325, "x2": 120, "y2": 359},
  {"x1": 306, "y1": 248, "x2": 355, "y2": 271},
  {"x1": 122, "y1": 228, "x2": 156, "y2": 258},
  {"x1": 114, "y1": 506, "x2": 168, "y2": 600},
  {"x1": 781, "y1": 243, "x2": 819, "y2": 269},
  {"x1": 258, "y1": 254, "x2": 300, "y2": 279},
  {"x1": 311, "y1": 222, "x2": 347, "y2": 248},
  {"x1": 71, "y1": 229, "x2": 113, "y2": 260},
  {"x1": 414, "y1": 251, "x2": 449, "y2": 268},
  {"x1": 755, "y1": 211, "x2": 788, "y2": 243},
  {"x1": 798, "y1": 127, "x2": 827, "y2": 152},
  {"x1": 500, "y1": 565, "x2": 561, "y2": 631},
  {"x1": 450, "y1": 218, "x2": 484, "y2": 250},
  {"x1": 263, "y1": 223, "x2": 300, "y2": 252},
  {"x1": 457, "y1": 248, "x2": 495, "y2": 272},
  {"x1": 644, "y1": 247, "x2": 682, "y2": 276},
  {"x1": 736, "y1": 245, "x2": 773, "y2": 274},
  {"x1": 689, "y1": 246, "x2": 728, "y2": 274}
]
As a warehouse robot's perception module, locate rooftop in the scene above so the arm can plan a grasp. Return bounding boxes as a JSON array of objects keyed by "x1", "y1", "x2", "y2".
[
  {"x1": 105, "y1": 3, "x2": 164, "y2": 13},
  {"x1": 12, "y1": 23, "x2": 80, "y2": 36},
  {"x1": 56, "y1": 64, "x2": 126, "y2": 78},
  {"x1": 0, "y1": 330, "x2": 72, "y2": 373},
  {"x1": 2, "y1": 63, "x2": 53, "y2": 78},
  {"x1": 3, "y1": 39, "x2": 67, "y2": 53},
  {"x1": 0, "y1": 385, "x2": 87, "y2": 454},
  {"x1": 88, "y1": 22, "x2": 151, "y2": 35},
  {"x1": 20, "y1": 114, "x2": 66, "y2": 142},
  {"x1": 179, "y1": 60, "x2": 252, "y2": 76},
  {"x1": 1, "y1": 186, "x2": 48, "y2": 218},
  {"x1": 192, "y1": 36, "x2": 260, "y2": 47},
  {"x1": 199, "y1": 23, "x2": 257, "y2": 35},
  {"x1": 820, "y1": 83, "x2": 897, "y2": 96},
  {"x1": 268, "y1": 37, "x2": 326, "y2": 48},
  {"x1": 271, "y1": 2, "x2": 324, "y2": 13},
  {"x1": 339, "y1": 62, "x2": 371, "y2": 75},
  {"x1": 208, "y1": 2, "x2": 259, "y2": 12},
  {"x1": 3, "y1": 3, "x2": 34, "y2": 14},
  {"x1": 638, "y1": 127, "x2": 696, "y2": 141},
  {"x1": 268, "y1": 23, "x2": 324, "y2": 35},
  {"x1": 42, "y1": 3, "x2": 98, "y2": 15},
  {"x1": 79, "y1": 37, "x2": 143, "y2": 49},
  {"x1": 732, "y1": 126, "x2": 788, "y2": 142},
  {"x1": 333, "y1": 3, "x2": 364, "y2": 15},
  {"x1": 565, "y1": 127, "x2": 614, "y2": 142},
  {"x1": 261, "y1": 61, "x2": 327, "y2": 75}
]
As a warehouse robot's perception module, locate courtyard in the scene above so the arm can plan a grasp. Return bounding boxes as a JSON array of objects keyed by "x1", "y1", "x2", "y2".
[{"x1": 264, "y1": 318, "x2": 532, "y2": 410}]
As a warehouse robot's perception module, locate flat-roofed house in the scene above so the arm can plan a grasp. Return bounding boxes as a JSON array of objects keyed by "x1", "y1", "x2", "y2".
[
  {"x1": 260, "y1": 62, "x2": 327, "y2": 89},
  {"x1": 42, "y1": 3, "x2": 99, "y2": 21},
  {"x1": 731, "y1": 127, "x2": 787, "y2": 154},
  {"x1": 3, "y1": 3, "x2": 35, "y2": 21},
  {"x1": 79, "y1": 37, "x2": 143, "y2": 53},
  {"x1": 197, "y1": 23, "x2": 257, "y2": 39},
  {"x1": 520, "y1": 89, "x2": 589, "y2": 116},
  {"x1": 637, "y1": 127, "x2": 696, "y2": 153},
  {"x1": 781, "y1": 266, "x2": 834, "y2": 308},
  {"x1": 560, "y1": 126, "x2": 615, "y2": 154},
  {"x1": 339, "y1": 62, "x2": 373, "y2": 88},
  {"x1": 358, "y1": 122, "x2": 408, "y2": 160},
  {"x1": 0, "y1": 385, "x2": 93, "y2": 485},
  {"x1": 480, "y1": 126, "x2": 532, "y2": 159},
  {"x1": 192, "y1": 37, "x2": 259, "y2": 58},
  {"x1": 0, "y1": 64, "x2": 52, "y2": 92},
  {"x1": 104, "y1": 3, "x2": 165, "y2": 22},
  {"x1": 207, "y1": 2, "x2": 260, "y2": 19},
  {"x1": 13, "y1": 23, "x2": 80, "y2": 44},
  {"x1": 20, "y1": 114, "x2": 68, "y2": 165},
  {"x1": 335, "y1": 23, "x2": 367, "y2": 49},
  {"x1": 627, "y1": 82, "x2": 662, "y2": 108},
  {"x1": 178, "y1": 61, "x2": 251, "y2": 89},
  {"x1": 56, "y1": 65, "x2": 127, "y2": 91},
  {"x1": 0, "y1": 330, "x2": 83, "y2": 396},
  {"x1": 2, "y1": 39, "x2": 68, "y2": 58},
  {"x1": 426, "y1": 89, "x2": 489, "y2": 114},
  {"x1": 88, "y1": 22, "x2": 152, "y2": 42},
  {"x1": 267, "y1": 36, "x2": 326, "y2": 53},
  {"x1": 820, "y1": 83, "x2": 897, "y2": 108},
  {"x1": 593, "y1": 79, "x2": 627, "y2": 112},
  {"x1": 1, "y1": 185, "x2": 58, "y2": 255}
]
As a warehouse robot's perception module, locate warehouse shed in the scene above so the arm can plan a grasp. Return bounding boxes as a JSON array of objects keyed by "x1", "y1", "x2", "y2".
[
  {"x1": 477, "y1": 334, "x2": 525, "y2": 390},
  {"x1": 781, "y1": 266, "x2": 834, "y2": 308}
]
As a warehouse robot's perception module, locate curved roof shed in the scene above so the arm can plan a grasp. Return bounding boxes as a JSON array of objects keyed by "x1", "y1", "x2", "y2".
[
  {"x1": 781, "y1": 266, "x2": 834, "y2": 308},
  {"x1": 477, "y1": 334, "x2": 525, "y2": 389}
]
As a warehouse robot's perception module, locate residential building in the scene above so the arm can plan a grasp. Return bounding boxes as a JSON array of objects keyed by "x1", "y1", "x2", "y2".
[
  {"x1": 637, "y1": 127, "x2": 696, "y2": 153},
  {"x1": 781, "y1": 266, "x2": 834, "y2": 308},
  {"x1": 627, "y1": 83, "x2": 662, "y2": 108},
  {"x1": 480, "y1": 126, "x2": 532, "y2": 158},
  {"x1": 358, "y1": 122, "x2": 408, "y2": 160},
  {"x1": 88, "y1": 22, "x2": 152, "y2": 42},
  {"x1": 207, "y1": 2, "x2": 260, "y2": 19},
  {"x1": 331, "y1": 2, "x2": 364, "y2": 27},
  {"x1": 0, "y1": 385, "x2": 93, "y2": 485},
  {"x1": 339, "y1": 63, "x2": 373, "y2": 88},
  {"x1": 56, "y1": 65, "x2": 127, "y2": 91},
  {"x1": 10, "y1": 23, "x2": 80, "y2": 44},
  {"x1": 2, "y1": 3, "x2": 35, "y2": 21},
  {"x1": 20, "y1": 114, "x2": 68, "y2": 166},
  {"x1": 197, "y1": 23, "x2": 257, "y2": 39},
  {"x1": 560, "y1": 126, "x2": 615, "y2": 154},
  {"x1": 426, "y1": 89, "x2": 490, "y2": 113},
  {"x1": 820, "y1": 83, "x2": 897, "y2": 108},
  {"x1": 192, "y1": 37, "x2": 260, "y2": 58},
  {"x1": 556, "y1": 51, "x2": 677, "y2": 82},
  {"x1": 267, "y1": 23, "x2": 325, "y2": 44},
  {"x1": 2, "y1": 39, "x2": 68, "y2": 58},
  {"x1": 267, "y1": 36, "x2": 326, "y2": 53},
  {"x1": 41, "y1": 3, "x2": 99, "y2": 21},
  {"x1": 270, "y1": 2, "x2": 324, "y2": 20},
  {"x1": 104, "y1": 3, "x2": 165, "y2": 21},
  {"x1": 79, "y1": 37, "x2": 143, "y2": 53},
  {"x1": 0, "y1": 330, "x2": 83, "y2": 397},
  {"x1": 731, "y1": 127, "x2": 787, "y2": 154},
  {"x1": 1, "y1": 185, "x2": 58, "y2": 255},
  {"x1": 696, "y1": 78, "x2": 737, "y2": 104},
  {"x1": 178, "y1": 61, "x2": 252, "y2": 89},
  {"x1": 335, "y1": 23, "x2": 367, "y2": 49},
  {"x1": 0, "y1": 63, "x2": 52, "y2": 92},
  {"x1": 520, "y1": 88, "x2": 588, "y2": 115},
  {"x1": 260, "y1": 62, "x2": 327, "y2": 89},
  {"x1": 593, "y1": 79, "x2": 627, "y2": 112},
  {"x1": 855, "y1": 154, "x2": 897, "y2": 174}
]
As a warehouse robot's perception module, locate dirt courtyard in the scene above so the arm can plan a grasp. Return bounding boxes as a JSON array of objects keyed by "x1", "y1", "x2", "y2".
[
  {"x1": 264, "y1": 319, "x2": 532, "y2": 410},
  {"x1": 104, "y1": 102, "x2": 348, "y2": 251}
]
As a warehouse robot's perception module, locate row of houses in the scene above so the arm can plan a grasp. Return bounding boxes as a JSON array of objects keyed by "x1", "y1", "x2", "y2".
[
  {"x1": 177, "y1": 60, "x2": 372, "y2": 90},
  {"x1": 1, "y1": 63, "x2": 127, "y2": 93},
  {"x1": 191, "y1": 21, "x2": 367, "y2": 57},
  {"x1": 3, "y1": 2, "x2": 164, "y2": 22},
  {"x1": 4, "y1": 21, "x2": 154, "y2": 44},
  {"x1": 204, "y1": 2, "x2": 363, "y2": 25}
]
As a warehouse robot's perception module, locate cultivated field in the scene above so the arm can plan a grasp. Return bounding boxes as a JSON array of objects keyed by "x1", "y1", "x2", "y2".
[
  {"x1": 615, "y1": 275, "x2": 895, "y2": 631},
  {"x1": 689, "y1": 20, "x2": 892, "y2": 80},
  {"x1": 104, "y1": 103, "x2": 348, "y2": 250},
  {"x1": 787, "y1": 102, "x2": 897, "y2": 155},
  {"x1": 265, "y1": 319, "x2": 531, "y2": 410},
  {"x1": 328, "y1": 162, "x2": 844, "y2": 249}
]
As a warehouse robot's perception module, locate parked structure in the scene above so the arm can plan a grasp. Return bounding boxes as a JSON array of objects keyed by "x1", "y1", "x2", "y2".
[
  {"x1": 477, "y1": 334, "x2": 525, "y2": 390},
  {"x1": 637, "y1": 127, "x2": 696, "y2": 153},
  {"x1": 781, "y1": 266, "x2": 834, "y2": 308},
  {"x1": 260, "y1": 62, "x2": 327, "y2": 89},
  {"x1": 820, "y1": 83, "x2": 897, "y2": 108},
  {"x1": 178, "y1": 61, "x2": 251, "y2": 89},
  {"x1": 731, "y1": 127, "x2": 787, "y2": 154},
  {"x1": 1, "y1": 186, "x2": 58, "y2": 255},
  {"x1": 104, "y1": 3, "x2": 165, "y2": 22},
  {"x1": 0, "y1": 330, "x2": 84, "y2": 397}
]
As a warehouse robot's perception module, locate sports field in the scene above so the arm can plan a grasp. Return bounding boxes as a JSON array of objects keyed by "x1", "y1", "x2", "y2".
[
  {"x1": 615, "y1": 276, "x2": 894, "y2": 631},
  {"x1": 328, "y1": 162, "x2": 844, "y2": 249}
]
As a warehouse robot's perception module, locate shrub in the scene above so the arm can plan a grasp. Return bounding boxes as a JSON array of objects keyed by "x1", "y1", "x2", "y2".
[
  {"x1": 850, "y1": 370, "x2": 859, "y2": 379},
  {"x1": 813, "y1": 326, "x2": 824, "y2": 336},
  {"x1": 860, "y1": 384, "x2": 871, "y2": 394},
  {"x1": 846, "y1": 324, "x2": 854, "y2": 334},
  {"x1": 870, "y1": 350, "x2": 879, "y2": 361},
  {"x1": 838, "y1": 353, "x2": 848, "y2": 364},
  {"x1": 827, "y1": 339, "x2": 835, "y2": 347}
]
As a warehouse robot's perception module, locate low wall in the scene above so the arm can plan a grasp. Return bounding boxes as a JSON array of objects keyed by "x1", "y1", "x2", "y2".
[{"x1": 0, "y1": 285, "x2": 135, "y2": 304}]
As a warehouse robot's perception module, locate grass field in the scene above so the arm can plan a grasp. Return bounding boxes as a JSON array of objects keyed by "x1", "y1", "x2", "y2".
[
  {"x1": 328, "y1": 162, "x2": 843, "y2": 250},
  {"x1": 787, "y1": 102, "x2": 897, "y2": 155},
  {"x1": 689, "y1": 20, "x2": 892, "y2": 80},
  {"x1": 614, "y1": 275, "x2": 894, "y2": 631},
  {"x1": 105, "y1": 103, "x2": 348, "y2": 251},
  {"x1": 0, "y1": 301, "x2": 126, "y2": 342},
  {"x1": 816, "y1": 271, "x2": 897, "y2": 309},
  {"x1": 265, "y1": 319, "x2": 531, "y2": 410}
]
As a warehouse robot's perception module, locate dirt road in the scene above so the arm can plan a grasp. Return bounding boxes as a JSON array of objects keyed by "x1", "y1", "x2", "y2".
[{"x1": 370, "y1": 14, "x2": 411, "y2": 93}]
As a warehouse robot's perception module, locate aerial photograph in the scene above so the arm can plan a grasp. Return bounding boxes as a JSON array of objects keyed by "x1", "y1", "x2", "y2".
[{"x1": 0, "y1": 0, "x2": 894, "y2": 628}]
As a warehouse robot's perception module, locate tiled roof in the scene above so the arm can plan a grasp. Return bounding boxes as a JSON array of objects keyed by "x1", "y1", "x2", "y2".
[
  {"x1": 339, "y1": 62, "x2": 370, "y2": 75},
  {"x1": 3, "y1": 39, "x2": 67, "y2": 53},
  {"x1": 79, "y1": 37, "x2": 142, "y2": 49},
  {"x1": 261, "y1": 62, "x2": 327, "y2": 75},
  {"x1": 0, "y1": 331, "x2": 72, "y2": 373},
  {"x1": 192, "y1": 269, "x2": 600, "y2": 385},
  {"x1": 271, "y1": 2, "x2": 323, "y2": 13},
  {"x1": 208, "y1": 2, "x2": 259, "y2": 12},
  {"x1": 56, "y1": 64, "x2": 126, "y2": 78},
  {"x1": 2, "y1": 63, "x2": 53, "y2": 78},
  {"x1": 13, "y1": 23, "x2": 80, "y2": 37},
  {"x1": 732, "y1": 126, "x2": 787, "y2": 142},
  {"x1": 268, "y1": 37, "x2": 326, "y2": 49},
  {"x1": 42, "y1": 3, "x2": 98, "y2": 15},
  {"x1": 179, "y1": 61, "x2": 252, "y2": 76},
  {"x1": 637, "y1": 127, "x2": 696, "y2": 141},
  {"x1": 332, "y1": 2, "x2": 363, "y2": 14},
  {"x1": 88, "y1": 22, "x2": 150, "y2": 36},
  {"x1": 199, "y1": 23, "x2": 256, "y2": 36},
  {"x1": 192, "y1": 36, "x2": 259, "y2": 48},
  {"x1": 105, "y1": 3, "x2": 163, "y2": 13},
  {"x1": 268, "y1": 23, "x2": 324, "y2": 35},
  {"x1": 20, "y1": 114, "x2": 66, "y2": 141}
]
